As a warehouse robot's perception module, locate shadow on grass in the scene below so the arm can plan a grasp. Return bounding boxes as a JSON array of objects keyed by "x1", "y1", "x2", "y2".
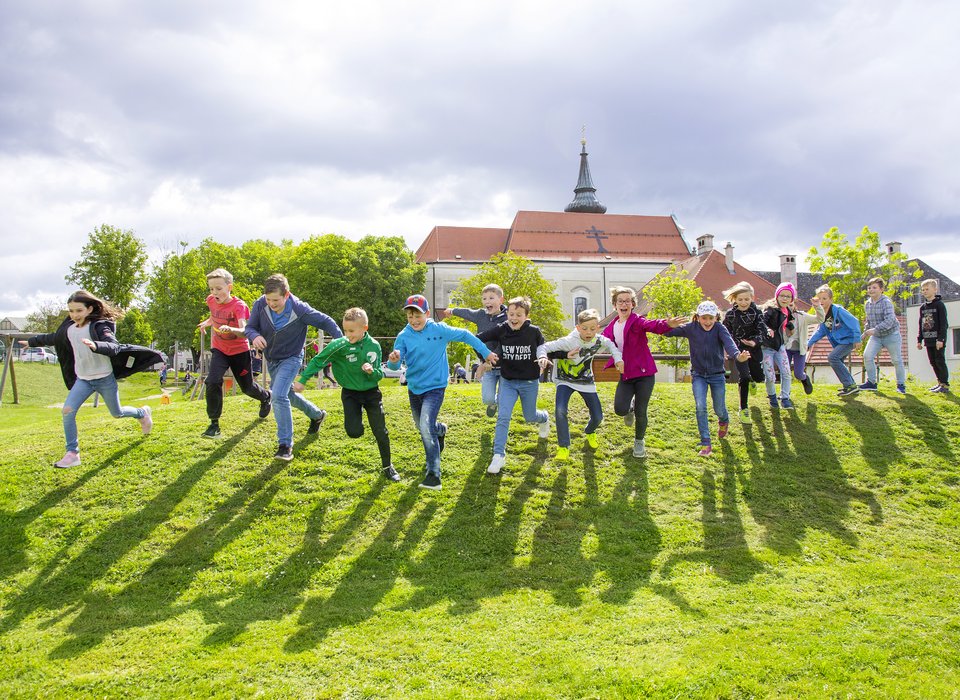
[
  {"x1": 837, "y1": 400, "x2": 902, "y2": 475},
  {"x1": 894, "y1": 394, "x2": 957, "y2": 464},
  {"x1": 0, "y1": 421, "x2": 260, "y2": 639},
  {"x1": 0, "y1": 441, "x2": 141, "y2": 582},
  {"x1": 741, "y1": 403, "x2": 882, "y2": 555}
]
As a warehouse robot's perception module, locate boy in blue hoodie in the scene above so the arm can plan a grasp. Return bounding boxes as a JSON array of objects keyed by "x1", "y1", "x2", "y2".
[
  {"x1": 387, "y1": 294, "x2": 497, "y2": 491},
  {"x1": 806, "y1": 284, "x2": 862, "y2": 397},
  {"x1": 245, "y1": 274, "x2": 343, "y2": 461}
]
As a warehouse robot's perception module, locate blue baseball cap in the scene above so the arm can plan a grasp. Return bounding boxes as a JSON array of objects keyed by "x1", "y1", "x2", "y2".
[{"x1": 403, "y1": 294, "x2": 430, "y2": 313}]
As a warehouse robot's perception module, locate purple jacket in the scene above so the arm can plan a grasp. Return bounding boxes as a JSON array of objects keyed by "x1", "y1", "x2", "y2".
[{"x1": 601, "y1": 313, "x2": 671, "y2": 380}]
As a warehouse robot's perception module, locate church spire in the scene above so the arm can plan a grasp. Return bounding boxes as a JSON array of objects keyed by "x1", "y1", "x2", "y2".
[{"x1": 564, "y1": 134, "x2": 607, "y2": 214}]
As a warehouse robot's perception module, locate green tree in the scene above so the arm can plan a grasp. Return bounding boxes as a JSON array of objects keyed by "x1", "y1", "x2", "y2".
[
  {"x1": 640, "y1": 264, "x2": 703, "y2": 372},
  {"x1": 24, "y1": 300, "x2": 68, "y2": 333},
  {"x1": 144, "y1": 242, "x2": 207, "y2": 352},
  {"x1": 116, "y1": 307, "x2": 154, "y2": 346},
  {"x1": 806, "y1": 226, "x2": 923, "y2": 325},
  {"x1": 65, "y1": 224, "x2": 148, "y2": 308}
]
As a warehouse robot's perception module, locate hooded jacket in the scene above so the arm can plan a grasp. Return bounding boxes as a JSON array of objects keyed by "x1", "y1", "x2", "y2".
[
  {"x1": 808, "y1": 303, "x2": 861, "y2": 347},
  {"x1": 918, "y1": 295, "x2": 948, "y2": 345},
  {"x1": 244, "y1": 293, "x2": 342, "y2": 362},
  {"x1": 600, "y1": 312, "x2": 671, "y2": 380}
]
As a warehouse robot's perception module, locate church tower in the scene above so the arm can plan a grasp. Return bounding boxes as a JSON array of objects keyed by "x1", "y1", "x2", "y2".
[{"x1": 564, "y1": 137, "x2": 607, "y2": 214}]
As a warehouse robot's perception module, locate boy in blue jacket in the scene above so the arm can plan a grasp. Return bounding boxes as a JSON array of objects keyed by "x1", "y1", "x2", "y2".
[
  {"x1": 806, "y1": 285, "x2": 862, "y2": 397},
  {"x1": 245, "y1": 274, "x2": 343, "y2": 461},
  {"x1": 387, "y1": 294, "x2": 497, "y2": 491}
]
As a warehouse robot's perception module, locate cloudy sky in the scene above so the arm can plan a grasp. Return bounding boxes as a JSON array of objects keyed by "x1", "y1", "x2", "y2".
[{"x1": 3, "y1": 0, "x2": 959, "y2": 317}]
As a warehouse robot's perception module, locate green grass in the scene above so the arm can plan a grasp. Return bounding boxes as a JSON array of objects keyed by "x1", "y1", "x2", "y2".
[{"x1": 2, "y1": 364, "x2": 959, "y2": 698}]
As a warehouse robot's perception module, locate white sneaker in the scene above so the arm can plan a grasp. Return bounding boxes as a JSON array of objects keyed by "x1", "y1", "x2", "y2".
[
  {"x1": 538, "y1": 415, "x2": 550, "y2": 438},
  {"x1": 487, "y1": 453, "x2": 505, "y2": 474},
  {"x1": 54, "y1": 451, "x2": 81, "y2": 468},
  {"x1": 139, "y1": 405, "x2": 153, "y2": 435},
  {"x1": 633, "y1": 439, "x2": 646, "y2": 458}
]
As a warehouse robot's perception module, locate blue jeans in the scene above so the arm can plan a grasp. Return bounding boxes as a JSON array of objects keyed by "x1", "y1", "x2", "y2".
[
  {"x1": 408, "y1": 387, "x2": 446, "y2": 478},
  {"x1": 494, "y1": 377, "x2": 548, "y2": 456},
  {"x1": 863, "y1": 331, "x2": 905, "y2": 385},
  {"x1": 268, "y1": 354, "x2": 325, "y2": 447},
  {"x1": 762, "y1": 345, "x2": 792, "y2": 399},
  {"x1": 691, "y1": 372, "x2": 729, "y2": 446},
  {"x1": 480, "y1": 367, "x2": 501, "y2": 407},
  {"x1": 555, "y1": 384, "x2": 603, "y2": 448},
  {"x1": 828, "y1": 344, "x2": 856, "y2": 387},
  {"x1": 62, "y1": 374, "x2": 144, "y2": 453}
]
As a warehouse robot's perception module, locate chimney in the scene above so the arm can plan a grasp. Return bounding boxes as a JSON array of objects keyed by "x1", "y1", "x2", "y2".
[
  {"x1": 696, "y1": 234, "x2": 714, "y2": 255},
  {"x1": 886, "y1": 241, "x2": 902, "y2": 257},
  {"x1": 724, "y1": 242, "x2": 735, "y2": 274},
  {"x1": 779, "y1": 254, "x2": 798, "y2": 289}
]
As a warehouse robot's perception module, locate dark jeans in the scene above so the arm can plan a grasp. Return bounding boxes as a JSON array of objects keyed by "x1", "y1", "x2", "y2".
[
  {"x1": 734, "y1": 350, "x2": 764, "y2": 409},
  {"x1": 926, "y1": 343, "x2": 950, "y2": 385},
  {"x1": 206, "y1": 348, "x2": 270, "y2": 421},
  {"x1": 555, "y1": 384, "x2": 603, "y2": 448},
  {"x1": 341, "y1": 386, "x2": 392, "y2": 469},
  {"x1": 408, "y1": 387, "x2": 446, "y2": 478},
  {"x1": 614, "y1": 375, "x2": 656, "y2": 440}
]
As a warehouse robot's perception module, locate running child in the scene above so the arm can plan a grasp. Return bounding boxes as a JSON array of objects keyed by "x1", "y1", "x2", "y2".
[
  {"x1": 197, "y1": 268, "x2": 272, "y2": 438},
  {"x1": 722, "y1": 281, "x2": 768, "y2": 423},
  {"x1": 760, "y1": 283, "x2": 796, "y2": 410},
  {"x1": 785, "y1": 294, "x2": 823, "y2": 396},
  {"x1": 537, "y1": 309, "x2": 623, "y2": 461},
  {"x1": 436, "y1": 284, "x2": 508, "y2": 416},
  {"x1": 806, "y1": 285, "x2": 862, "y2": 397},
  {"x1": 860, "y1": 277, "x2": 906, "y2": 394},
  {"x1": 666, "y1": 301, "x2": 749, "y2": 457},
  {"x1": 21, "y1": 290, "x2": 160, "y2": 468},
  {"x1": 387, "y1": 294, "x2": 496, "y2": 490},
  {"x1": 245, "y1": 273, "x2": 343, "y2": 461},
  {"x1": 293, "y1": 307, "x2": 399, "y2": 482},
  {"x1": 917, "y1": 278, "x2": 950, "y2": 393}
]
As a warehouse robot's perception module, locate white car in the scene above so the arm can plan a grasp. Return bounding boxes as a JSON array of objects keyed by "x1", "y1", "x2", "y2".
[
  {"x1": 381, "y1": 362, "x2": 407, "y2": 384},
  {"x1": 20, "y1": 347, "x2": 58, "y2": 364}
]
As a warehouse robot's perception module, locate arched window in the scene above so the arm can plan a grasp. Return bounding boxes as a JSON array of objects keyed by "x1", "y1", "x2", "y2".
[{"x1": 572, "y1": 287, "x2": 589, "y2": 319}]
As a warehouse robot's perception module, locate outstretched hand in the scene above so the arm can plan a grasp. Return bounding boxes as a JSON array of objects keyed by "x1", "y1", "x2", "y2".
[
  {"x1": 388, "y1": 349, "x2": 401, "y2": 363},
  {"x1": 666, "y1": 316, "x2": 687, "y2": 328}
]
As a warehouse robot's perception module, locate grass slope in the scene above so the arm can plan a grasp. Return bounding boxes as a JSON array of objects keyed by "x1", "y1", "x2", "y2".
[{"x1": 1, "y1": 364, "x2": 959, "y2": 698}]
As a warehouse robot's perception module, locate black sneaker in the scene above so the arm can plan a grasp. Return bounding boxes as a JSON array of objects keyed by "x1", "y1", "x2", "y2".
[
  {"x1": 308, "y1": 411, "x2": 326, "y2": 434},
  {"x1": 382, "y1": 465, "x2": 401, "y2": 482},
  {"x1": 838, "y1": 385, "x2": 860, "y2": 397},
  {"x1": 437, "y1": 422, "x2": 447, "y2": 454},
  {"x1": 259, "y1": 392, "x2": 272, "y2": 419},
  {"x1": 419, "y1": 472, "x2": 441, "y2": 490},
  {"x1": 485, "y1": 403, "x2": 497, "y2": 417},
  {"x1": 202, "y1": 423, "x2": 221, "y2": 438},
  {"x1": 802, "y1": 375, "x2": 813, "y2": 395},
  {"x1": 274, "y1": 444, "x2": 293, "y2": 461}
]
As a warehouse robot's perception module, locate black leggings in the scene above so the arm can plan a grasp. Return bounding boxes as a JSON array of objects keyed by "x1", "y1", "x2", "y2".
[
  {"x1": 614, "y1": 375, "x2": 656, "y2": 440},
  {"x1": 341, "y1": 386, "x2": 392, "y2": 469},
  {"x1": 205, "y1": 348, "x2": 270, "y2": 421},
  {"x1": 735, "y1": 351, "x2": 764, "y2": 409}
]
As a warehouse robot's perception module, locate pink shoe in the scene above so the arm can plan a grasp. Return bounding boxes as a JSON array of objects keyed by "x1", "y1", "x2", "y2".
[
  {"x1": 139, "y1": 405, "x2": 153, "y2": 435},
  {"x1": 698, "y1": 445, "x2": 713, "y2": 457},
  {"x1": 718, "y1": 421, "x2": 729, "y2": 439},
  {"x1": 54, "y1": 451, "x2": 81, "y2": 468}
]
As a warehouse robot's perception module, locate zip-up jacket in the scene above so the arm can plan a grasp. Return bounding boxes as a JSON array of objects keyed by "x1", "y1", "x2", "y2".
[
  {"x1": 918, "y1": 295, "x2": 948, "y2": 345},
  {"x1": 808, "y1": 303, "x2": 861, "y2": 347},
  {"x1": 478, "y1": 320, "x2": 545, "y2": 381},
  {"x1": 722, "y1": 303, "x2": 768, "y2": 354},
  {"x1": 28, "y1": 317, "x2": 163, "y2": 390},
  {"x1": 600, "y1": 313, "x2": 671, "y2": 379},
  {"x1": 451, "y1": 305, "x2": 508, "y2": 353},
  {"x1": 665, "y1": 321, "x2": 741, "y2": 375},
  {"x1": 298, "y1": 332, "x2": 384, "y2": 392},
  {"x1": 761, "y1": 305, "x2": 794, "y2": 349},
  {"x1": 245, "y1": 293, "x2": 342, "y2": 361},
  {"x1": 388, "y1": 319, "x2": 491, "y2": 394}
]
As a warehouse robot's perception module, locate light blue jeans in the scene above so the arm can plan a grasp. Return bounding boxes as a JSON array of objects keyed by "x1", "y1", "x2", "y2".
[
  {"x1": 481, "y1": 367, "x2": 501, "y2": 407},
  {"x1": 494, "y1": 377, "x2": 548, "y2": 456},
  {"x1": 762, "y1": 345, "x2": 792, "y2": 399},
  {"x1": 62, "y1": 374, "x2": 144, "y2": 453},
  {"x1": 828, "y1": 344, "x2": 856, "y2": 387},
  {"x1": 863, "y1": 331, "x2": 906, "y2": 385},
  {"x1": 408, "y1": 387, "x2": 446, "y2": 478},
  {"x1": 268, "y1": 354, "x2": 325, "y2": 447},
  {"x1": 691, "y1": 372, "x2": 729, "y2": 446}
]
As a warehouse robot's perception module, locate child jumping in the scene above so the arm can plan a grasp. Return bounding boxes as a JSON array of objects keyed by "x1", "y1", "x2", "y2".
[
  {"x1": 21, "y1": 290, "x2": 160, "y2": 468},
  {"x1": 917, "y1": 278, "x2": 951, "y2": 393},
  {"x1": 860, "y1": 276, "x2": 907, "y2": 394},
  {"x1": 436, "y1": 284, "x2": 507, "y2": 416},
  {"x1": 760, "y1": 283, "x2": 797, "y2": 410},
  {"x1": 475, "y1": 296, "x2": 550, "y2": 474},
  {"x1": 293, "y1": 307, "x2": 399, "y2": 482},
  {"x1": 785, "y1": 295, "x2": 823, "y2": 396},
  {"x1": 197, "y1": 268, "x2": 272, "y2": 438},
  {"x1": 666, "y1": 301, "x2": 749, "y2": 457},
  {"x1": 388, "y1": 294, "x2": 496, "y2": 490},
  {"x1": 806, "y1": 285, "x2": 862, "y2": 397},
  {"x1": 600, "y1": 286, "x2": 684, "y2": 458},
  {"x1": 722, "y1": 281, "x2": 768, "y2": 423},
  {"x1": 245, "y1": 273, "x2": 343, "y2": 461},
  {"x1": 537, "y1": 309, "x2": 623, "y2": 461}
]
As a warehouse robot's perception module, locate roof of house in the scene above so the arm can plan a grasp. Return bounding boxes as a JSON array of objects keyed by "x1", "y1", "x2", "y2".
[
  {"x1": 0, "y1": 317, "x2": 30, "y2": 332},
  {"x1": 415, "y1": 226, "x2": 510, "y2": 263},
  {"x1": 807, "y1": 316, "x2": 909, "y2": 366}
]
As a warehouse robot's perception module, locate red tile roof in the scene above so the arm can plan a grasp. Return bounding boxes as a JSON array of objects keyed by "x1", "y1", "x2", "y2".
[
  {"x1": 807, "y1": 316, "x2": 909, "y2": 366},
  {"x1": 415, "y1": 226, "x2": 510, "y2": 263}
]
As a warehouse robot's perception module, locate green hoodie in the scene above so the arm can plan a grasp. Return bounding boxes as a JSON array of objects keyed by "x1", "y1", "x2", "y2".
[{"x1": 298, "y1": 333, "x2": 384, "y2": 391}]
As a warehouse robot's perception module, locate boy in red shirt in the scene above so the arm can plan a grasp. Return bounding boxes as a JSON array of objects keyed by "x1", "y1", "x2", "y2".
[{"x1": 197, "y1": 268, "x2": 272, "y2": 437}]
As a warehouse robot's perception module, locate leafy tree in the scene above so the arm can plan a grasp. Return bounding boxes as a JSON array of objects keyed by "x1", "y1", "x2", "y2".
[
  {"x1": 116, "y1": 307, "x2": 154, "y2": 346},
  {"x1": 65, "y1": 224, "x2": 148, "y2": 308},
  {"x1": 144, "y1": 242, "x2": 207, "y2": 352},
  {"x1": 806, "y1": 226, "x2": 923, "y2": 325},
  {"x1": 640, "y1": 264, "x2": 703, "y2": 373},
  {"x1": 25, "y1": 300, "x2": 68, "y2": 333}
]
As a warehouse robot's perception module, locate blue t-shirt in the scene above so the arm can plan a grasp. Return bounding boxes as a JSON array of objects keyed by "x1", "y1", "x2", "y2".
[{"x1": 268, "y1": 297, "x2": 293, "y2": 330}]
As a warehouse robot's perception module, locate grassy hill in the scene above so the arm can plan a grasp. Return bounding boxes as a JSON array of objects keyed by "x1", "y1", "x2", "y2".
[{"x1": 1, "y1": 364, "x2": 959, "y2": 697}]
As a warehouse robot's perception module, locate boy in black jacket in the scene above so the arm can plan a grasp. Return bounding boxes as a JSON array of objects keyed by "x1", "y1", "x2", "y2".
[{"x1": 917, "y1": 279, "x2": 950, "y2": 393}]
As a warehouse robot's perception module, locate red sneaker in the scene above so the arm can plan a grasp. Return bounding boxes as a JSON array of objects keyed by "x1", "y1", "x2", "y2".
[{"x1": 718, "y1": 421, "x2": 729, "y2": 439}]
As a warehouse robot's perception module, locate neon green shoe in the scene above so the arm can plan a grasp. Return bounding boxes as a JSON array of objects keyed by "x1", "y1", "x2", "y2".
[
  {"x1": 555, "y1": 446, "x2": 570, "y2": 461},
  {"x1": 586, "y1": 433, "x2": 599, "y2": 449},
  {"x1": 739, "y1": 408, "x2": 752, "y2": 424}
]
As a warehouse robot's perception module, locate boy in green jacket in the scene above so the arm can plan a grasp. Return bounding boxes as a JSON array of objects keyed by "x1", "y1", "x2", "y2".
[{"x1": 293, "y1": 307, "x2": 399, "y2": 481}]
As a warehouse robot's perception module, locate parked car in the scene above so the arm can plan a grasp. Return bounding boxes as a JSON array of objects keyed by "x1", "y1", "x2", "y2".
[
  {"x1": 20, "y1": 347, "x2": 57, "y2": 364},
  {"x1": 381, "y1": 362, "x2": 407, "y2": 385}
]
